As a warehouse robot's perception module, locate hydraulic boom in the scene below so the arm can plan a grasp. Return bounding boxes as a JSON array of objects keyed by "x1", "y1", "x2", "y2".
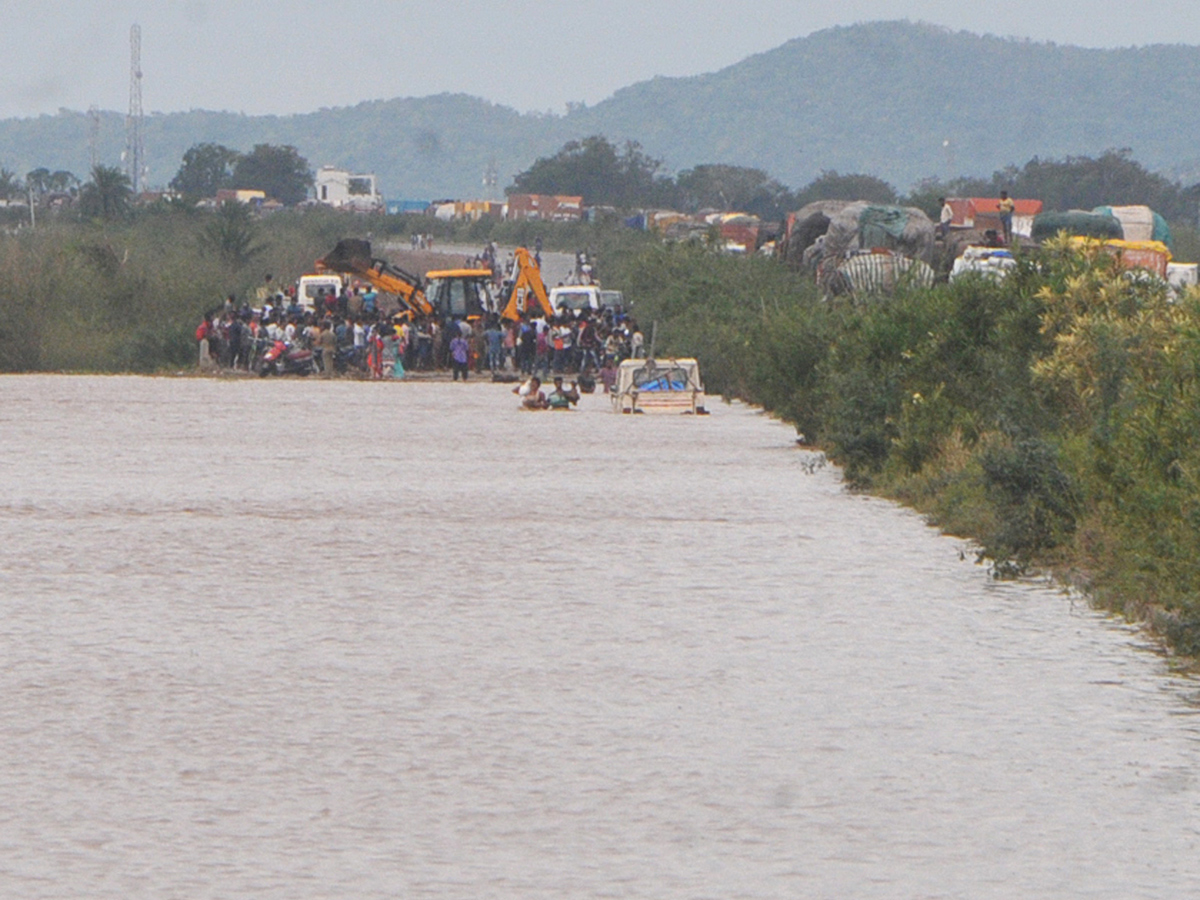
[{"x1": 317, "y1": 239, "x2": 433, "y2": 318}]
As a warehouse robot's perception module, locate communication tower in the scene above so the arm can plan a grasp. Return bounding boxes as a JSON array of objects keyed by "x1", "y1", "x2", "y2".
[
  {"x1": 483, "y1": 158, "x2": 498, "y2": 200},
  {"x1": 125, "y1": 24, "x2": 145, "y2": 193}
]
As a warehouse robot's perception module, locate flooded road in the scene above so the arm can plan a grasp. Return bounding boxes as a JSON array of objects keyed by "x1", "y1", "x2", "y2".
[{"x1": 1, "y1": 375, "x2": 1198, "y2": 898}]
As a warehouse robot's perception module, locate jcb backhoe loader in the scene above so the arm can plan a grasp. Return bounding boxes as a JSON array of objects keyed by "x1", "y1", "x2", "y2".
[
  {"x1": 317, "y1": 239, "x2": 433, "y2": 318},
  {"x1": 499, "y1": 247, "x2": 554, "y2": 321}
]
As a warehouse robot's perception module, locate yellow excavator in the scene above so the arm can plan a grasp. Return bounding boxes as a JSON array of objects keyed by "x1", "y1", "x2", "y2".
[
  {"x1": 424, "y1": 267, "x2": 496, "y2": 321},
  {"x1": 318, "y1": 239, "x2": 555, "y2": 322},
  {"x1": 499, "y1": 247, "x2": 554, "y2": 320},
  {"x1": 316, "y1": 239, "x2": 433, "y2": 318}
]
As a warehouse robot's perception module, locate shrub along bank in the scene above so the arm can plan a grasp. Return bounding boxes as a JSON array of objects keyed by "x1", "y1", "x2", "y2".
[{"x1": 611, "y1": 238, "x2": 1200, "y2": 661}]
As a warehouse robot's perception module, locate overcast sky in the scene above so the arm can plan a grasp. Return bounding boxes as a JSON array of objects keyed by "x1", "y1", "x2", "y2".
[{"x1": 6, "y1": 0, "x2": 1200, "y2": 121}]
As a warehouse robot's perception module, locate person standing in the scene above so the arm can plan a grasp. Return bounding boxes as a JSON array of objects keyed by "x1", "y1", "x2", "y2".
[
  {"x1": 255, "y1": 274, "x2": 274, "y2": 306},
  {"x1": 366, "y1": 323, "x2": 384, "y2": 379},
  {"x1": 998, "y1": 191, "x2": 1015, "y2": 245},
  {"x1": 552, "y1": 320, "x2": 572, "y2": 374},
  {"x1": 416, "y1": 320, "x2": 433, "y2": 370},
  {"x1": 577, "y1": 316, "x2": 600, "y2": 372},
  {"x1": 196, "y1": 314, "x2": 215, "y2": 370},
  {"x1": 352, "y1": 318, "x2": 367, "y2": 371},
  {"x1": 533, "y1": 320, "x2": 549, "y2": 378},
  {"x1": 450, "y1": 330, "x2": 470, "y2": 381},
  {"x1": 517, "y1": 319, "x2": 535, "y2": 375},
  {"x1": 630, "y1": 326, "x2": 645, "y2": 360},
  {"x1": 228, "y1": 315, "x2": 245, "y2": 370},
  {"x1": 502, "y1": 321, "x2": 516, "y2": 372},
  {"x1": 599, "y1": 356, "x2": 618, "y2": 393},
  {"x1": 484, "y1": 318, "x2": 504, "y2": 373},
  {"x1": 937, "y1": 197, "x2": 953, "y2": 240},
  {"x1": 318, "y1": 320, "x2": 338, "y2": 378}
]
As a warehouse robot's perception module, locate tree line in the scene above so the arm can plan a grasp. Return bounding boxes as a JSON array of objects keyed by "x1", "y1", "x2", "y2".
[
  {"x1": 1, "y1": 163, "x2": 141, "y2": 222},
  {"x1": 511, "y1": 136, "x2": 1200, "y2": 225},
  {"x1": 0, "y1": 143, "x2": 315, "y2": 225}
]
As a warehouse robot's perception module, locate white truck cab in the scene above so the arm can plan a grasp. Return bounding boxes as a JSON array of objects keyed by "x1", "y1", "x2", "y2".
[
  {"x1": 296, "y1": 274, "x2": 345, "y2": 312},
  {"x1": 548, "y1": 285, "x2": 604, "y2": 316}
]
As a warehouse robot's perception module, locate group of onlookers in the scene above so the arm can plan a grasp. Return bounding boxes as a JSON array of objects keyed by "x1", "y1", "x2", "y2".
[{"x1": 196, "y1": 294, "x2": 645, "y2": 382}]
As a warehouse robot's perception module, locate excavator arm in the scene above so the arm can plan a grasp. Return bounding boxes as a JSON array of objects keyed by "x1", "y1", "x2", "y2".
[
  {"x1": 500, "y1": 247, "x2": 554, "y2": 320},
  {"x1": 317, "y1": 239, "x2": 434, "y2": 317}
]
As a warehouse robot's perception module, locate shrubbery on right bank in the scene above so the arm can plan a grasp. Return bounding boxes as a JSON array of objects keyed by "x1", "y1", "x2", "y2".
[{"x1": 614, "y1": 237, "x2": 1200, "y2": 661}]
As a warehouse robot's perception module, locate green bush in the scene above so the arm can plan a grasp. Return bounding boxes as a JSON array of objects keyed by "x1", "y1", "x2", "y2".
[
  {"x1": 602, "y1": 234, "x2": 1200, "y2": 656},
  {"x1": 980, "y1": 436, "x2": 1078, "y2": 564}
]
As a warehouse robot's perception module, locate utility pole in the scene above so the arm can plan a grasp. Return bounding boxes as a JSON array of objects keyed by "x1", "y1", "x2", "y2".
[
  {"x1": 88, "y1": 105, "x2": 100, "y2": 171},
  {"x1": 125, "y1": 24, "x2": 145, "y2": 194}
]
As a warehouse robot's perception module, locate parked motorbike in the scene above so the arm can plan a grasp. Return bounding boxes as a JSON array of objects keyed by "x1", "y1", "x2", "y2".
[{"x1": 257, "y1": 340, "x2": 317, "y2": 376}]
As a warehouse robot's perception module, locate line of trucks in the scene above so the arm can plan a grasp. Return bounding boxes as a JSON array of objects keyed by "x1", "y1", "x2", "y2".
[{"x1": 291, "y1": 239, "x2": 623, "y2": 323}]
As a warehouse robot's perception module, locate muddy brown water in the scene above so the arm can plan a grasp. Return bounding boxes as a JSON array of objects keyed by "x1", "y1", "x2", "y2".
[{"x1": 1, "y1": 375, "x2": 1198, "y2": 898}]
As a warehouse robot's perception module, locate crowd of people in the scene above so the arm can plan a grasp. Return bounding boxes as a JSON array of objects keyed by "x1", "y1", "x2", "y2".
[{"x1": 195, "y1": 283, "x2": 647, "y2": 382}]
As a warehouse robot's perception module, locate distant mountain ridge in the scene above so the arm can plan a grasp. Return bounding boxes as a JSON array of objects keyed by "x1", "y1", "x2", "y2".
[{"x1": 4, "y1": 21, "x2": 1200, "y2": 199}]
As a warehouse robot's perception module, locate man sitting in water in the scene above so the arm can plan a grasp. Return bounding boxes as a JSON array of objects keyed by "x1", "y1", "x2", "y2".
[
  {"x1": 547, "y1": 376, "x2": 579, "y2": 410},
  {"x1": 514, "y1": 375, "x2": 548, "y2": 410}
]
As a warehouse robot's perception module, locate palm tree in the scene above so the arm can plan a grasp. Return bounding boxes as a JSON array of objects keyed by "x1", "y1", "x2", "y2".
[
  {"x1": 24, "y1": 167, "x2": 51, "y2": 196},
  {"x1": 47, "y1": 170, "x2": 80, "y2": 195},
  {"x1": 79, "y1": 165, "x2": 132, "y2": 221},
  {"x1": 200, "y1": 200, "x2": 266, "y2": 271},
  {"x1": 0, "y1": 168, "x2": 22, "y2": 202}
]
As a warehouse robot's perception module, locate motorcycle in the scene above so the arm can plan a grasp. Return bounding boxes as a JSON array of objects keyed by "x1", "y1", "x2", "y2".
[{"x1": 257, "y1": 340, "x2": 318, "y2": 377}]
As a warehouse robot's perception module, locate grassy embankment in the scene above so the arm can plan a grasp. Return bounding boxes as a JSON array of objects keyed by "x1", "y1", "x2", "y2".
[
  {"x1": 0, "y1": 207, "x2": 344, "y2": 371},
  {"x1": 607, "y1": 237, "x2": 1200, "y2": 662}
]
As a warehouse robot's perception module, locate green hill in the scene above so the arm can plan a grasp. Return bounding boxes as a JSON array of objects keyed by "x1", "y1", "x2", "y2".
[
  {"x1": 0, "y1": 95, "x2": 570, "y2": 202},
  {"x1": 3, "y1": 21, "x2": 1200, "y2": 198},
  {"x1": 571, "y1": 21, "x2": 1200, "y2": 190}
]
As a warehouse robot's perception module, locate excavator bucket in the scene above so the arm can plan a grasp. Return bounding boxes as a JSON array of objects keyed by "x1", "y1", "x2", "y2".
[
  {"x1": 320, "y1": 238, "x2": 374, "y2": 272},
  {"x1": 317, "y1": 238, "x2": 432, "y2": 317}
]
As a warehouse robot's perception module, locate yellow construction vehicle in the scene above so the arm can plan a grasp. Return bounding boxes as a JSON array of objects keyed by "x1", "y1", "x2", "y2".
[
  {"x1": 499, "y1": 247, "x2": 554, "y2": 320},
  {"x1": 317, "y1": 239, "x2": 433, "y2": 318},
  {"x1": 424, "y1": 268, "x2": 496, "y2": 321}
]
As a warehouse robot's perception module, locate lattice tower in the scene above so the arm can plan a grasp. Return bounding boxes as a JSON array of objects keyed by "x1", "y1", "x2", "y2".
[{"x1": 125, "y1": 24, "x2": 145, "y2": 193}]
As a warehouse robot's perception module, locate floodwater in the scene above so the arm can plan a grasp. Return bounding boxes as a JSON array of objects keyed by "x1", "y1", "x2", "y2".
[{"x1": 0, "y1": 374, "x2": 1197, "y2": 899}]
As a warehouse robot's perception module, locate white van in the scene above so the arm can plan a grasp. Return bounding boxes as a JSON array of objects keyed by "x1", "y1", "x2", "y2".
[
  {"x1": 296, "y1": 273, "x2": 345, "y2": 312},
  {"x1": 548, "y1": 285, "x2": 602, "y2": 316},
  {"x1": 600, "y1": 289, "x2": 627, "y2": 312}
]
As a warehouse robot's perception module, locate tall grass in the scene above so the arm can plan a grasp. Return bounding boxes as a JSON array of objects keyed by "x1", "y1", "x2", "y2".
[{"x1": 0, "y1": 206, "x2": 389, "y2": 372}]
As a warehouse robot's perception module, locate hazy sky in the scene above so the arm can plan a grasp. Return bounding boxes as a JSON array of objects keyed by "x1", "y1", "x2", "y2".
[{"x1": 6, "y1": 0, "x2": 1200, "y2": 120}]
